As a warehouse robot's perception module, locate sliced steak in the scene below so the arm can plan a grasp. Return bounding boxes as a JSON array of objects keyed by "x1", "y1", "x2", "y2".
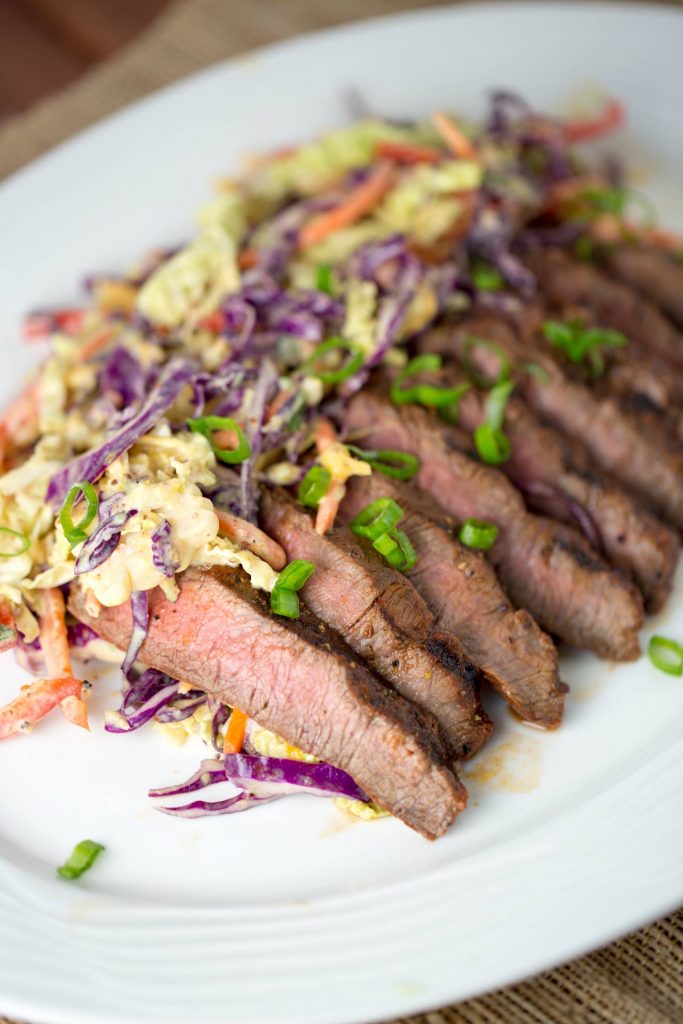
[
  {"x1": 69, "y1": 567, "x2": 466, "y2": 839},
  {"x1": 526, "y1": 247, "x2": 683, "y2": 369},
  {"x1": 453, "y1": 385, "x2": 679, "y2": 611},
  {"x1": 605, "y1": 245, "x2": 683, "y2": 328},
  {"x1": 429, "y1": 313, "x2": 683, "y2": 530},
  {"x1": 347, "y1": 389, "x2": 644, "y2": 659},
  {"x1": 260, "y1": 488, "x2": 492, "y2": 760},
  {"x1": 339, "y1": 474, "x2": 565, "y2": 728}
]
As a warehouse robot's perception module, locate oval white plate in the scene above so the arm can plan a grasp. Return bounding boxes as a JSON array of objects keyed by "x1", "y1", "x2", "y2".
[{"x1": 1, "y1": 4, "x2": 683, "y2": 1023}]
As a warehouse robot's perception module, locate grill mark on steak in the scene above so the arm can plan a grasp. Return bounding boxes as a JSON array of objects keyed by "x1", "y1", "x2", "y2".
[
  {"x1": 339, "y1": 474, "x2": 565, "y2": 728},
  {"x1": 451, "y1": 383, "x2": 679, "y2": 611},
  {"x1": 526, "y1": 247, "x2": 683, "y2": 370},
  {"x1": 260, "y1": 488, "x2": 492, "y2": 760},
  {"x1": 429, "y1": 312, "x2": 683, "y2": 531},
  {"x1": 68, "y1": 568, "x2": 466, "y2": 839},
  {"x1": 605, "y1": 245, "x2": 683, "y2": 329},
  {"x1": 347, "y1": 389, "x2": 644, "y2": 660}
]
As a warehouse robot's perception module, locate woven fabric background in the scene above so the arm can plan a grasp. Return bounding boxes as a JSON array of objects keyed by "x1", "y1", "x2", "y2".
[{"x1": 1, "y1": 1, "x2": 682, "y2": 1021}]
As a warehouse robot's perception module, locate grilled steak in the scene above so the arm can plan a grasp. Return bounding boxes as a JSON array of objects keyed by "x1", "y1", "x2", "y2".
[
  {"x1": 260, "y1": 489, "x2": 492, "y2": 760},
  {"x1": 526, "y1": 248, "x2": 683, "y2": 370},
  {"x1": 347, "y1": 389, "x2": 644, "y2": 659},
  {"x1": 69, "y1": 567, "x2": 466, "y2": 839},
  {"x1": 454, "y1": 386, "x2": 679, "y2": 611},
  {"x1": 429, "y1": 313, "x2": 683, "y2": 530},
  {"x1": 339, "y1": 474, "x2": 565, "y2": 728},
  {"x1": 605, "y1": 246, "x2": 683, "y2": 328}
]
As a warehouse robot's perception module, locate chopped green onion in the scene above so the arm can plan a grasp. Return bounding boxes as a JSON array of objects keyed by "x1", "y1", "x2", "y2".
[
  {"x1": 474, "y1": 423, "x2": 511, "y2": 465},
  {"x1": 0, "y1": 526, "x2": 31, "y2": 559},
  {"x1": 461, "y1": 337, "x2": 511, "y2": 388},
  {"x1": 298, "y1": 465, "x2": 332, "y2": 507},
  {"x1": 581, "y1": 185, "x2": 657, "y2": 227},
  {"x1": 542, "y1": 320, "x2": 626, "y2": 378},
  {"x1": 350, "y1": 498, "x2": 403, "y2": 541},
  {"x1": 574, "y1": 234, "x2": 596, "y2": 261},
  {"x1": 458, "y1": 518, "x2": 499, "y2": 550},
  {"x1": 188, "y1": 415, "x2": 251, "y2": 464},
  {"x1": 57, "y1": 839, "x2": 105, "y2": 880},
  {"x1": 372, "y1": 528, "x2": 417, "y2": 571},
  {"x1": 471, "y1": 264, "x2": 505, "y2": 292},
  {"x1": 524, "y1": 361, "x2": 550, "y2": 383},
  {"x1": 390, "y1": 354, "x2": 469, "y2": 409},
  {"x1": 485, "y1": 379, "x2": 515, "y2": 431},
  {"x1": 346, "y1": 446, "x2": 420, "y2": 481},
  {"x1": 58, "y1": 481, "x2": 99, "y2": 549},
  {"x1": 270, "y1": 559, "x2": 315, "y2": 619},
  {"x1": 648, "y1": 635, "x2": 683, "y2": 676},
  {"x1": 303, "y1": 337, "x2": 364, "y2": 384},
  {"x1": 437, "y1": 382, "x2": 472, "y2": 425},
  {"x1": 315, "y1": 263, "x2": 334, "y2": 295}
]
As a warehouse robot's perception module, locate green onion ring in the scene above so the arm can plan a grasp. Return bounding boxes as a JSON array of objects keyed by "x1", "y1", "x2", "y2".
[
  {"x1": 461, "y1": 337, "x2": 512, "y2": 388},
  {"x1": 298, "y1": 466, "x2": 332, "y2": 508},
  {"x1": 57, "y1": 839, "x2": 105, "y2": 880},
  {"x1": 346, "y1": 446, "x2": 420, "y2": 481},
  {"x1": 303, "y1": 338, "x2": 364, "y2": 384},
  {"x1": 648, "y1": 635, "x2": 683, "y2": 677},
  {"x1": 458, "y1": 518, "x2": 499, "y2": 551},
  {"x1": 350, "y1": 498, "x2": 403, "y2": 541},
  {"x1": 58, "y1": 481, "x2": 98, "y2": 549},
  {"x1": 188, "y1": 415, "x2": 251, "y2": 464},
  {"x1": 474, "y1": 423, "x2": 511, "y2": 465},
  {"x1": 390, "y1": 354, "x2": 469, "y2": 409}
]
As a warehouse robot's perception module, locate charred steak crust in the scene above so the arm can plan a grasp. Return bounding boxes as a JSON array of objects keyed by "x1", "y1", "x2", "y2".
[
  {"x1": 340, "y1": 474, "x2": 565, "y2": 728},
  {"x1": 68, "y1": 567, "x2": 467, "y2": 839},
  {"x1": 260, "y1": 489, "x2": 492, "y2": 761},
  {"x1": 346, "y1": 389, "x2": 644, "y2": 660},
  {"x1": 451, "y1": 384, "x2": 679, "y2": 612}
]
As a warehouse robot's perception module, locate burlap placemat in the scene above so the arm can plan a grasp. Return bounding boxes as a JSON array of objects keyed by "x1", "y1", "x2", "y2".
[{"x1": 1, "y1": 1, "x2": 682, "y2": 1021}]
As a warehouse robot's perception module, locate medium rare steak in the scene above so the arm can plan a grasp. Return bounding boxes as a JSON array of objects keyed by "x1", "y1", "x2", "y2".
[
  {"x1": 347, "y1": 390, "x2": 644, "y2": 659},
  {"x1": 605, "y1": 246, "x2": 683, "y2": 329},
  {"x1": 454, "y1": 386, "x2": 679, "y2": 611},
  {"x1": 340, "y1": 474, "x2": 565, "y2": 728},
  {"x1": 430, "y1": 313, "x2": 683, "y2": 530},
  {"x1": 526, "y1": 248, "x2": 683, "y2": 370},
  {"x1": 260, "y1": 489, "x2": 492, "y2": 760},
  {"x1": 69, "y1": 567, "x2": 466, "y2": 839}
]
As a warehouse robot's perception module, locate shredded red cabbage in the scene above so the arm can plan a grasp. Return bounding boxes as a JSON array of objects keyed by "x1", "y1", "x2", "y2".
[
  {"x1": 105, "y1": 668, "x2": 180, "y2": 733},
  {"x1": 224, "y1": 753, "x2": 369, "y2": 801},
  {"x1": 98, "y1": 347, "x2": 148, "y2": 406},
  {"x1": 47, "y1": 359, "x2": 196, "y2": 507},
  {"x1": 121, "y1": 591, "x2": 149, "y2": 678},
  {"x1": 151, "y1": 519, "x2": 179, "y2": 578},
  {"x1": 74, "y1": 508, "x2": 136, "y2": 576}
]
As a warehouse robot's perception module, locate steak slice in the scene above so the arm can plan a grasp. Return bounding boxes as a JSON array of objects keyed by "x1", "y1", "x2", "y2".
[
  {"x1": 605, "y1": 245, "x2": 683, "y2": 328},
  {"x1": 453, "y1": 385, "x2": 679, "y2": 611},
  {"x1": 526, "y1": 247, "x2": 683, "y2": 369},
  {"x1": 69, "y1": 567, "x2": 466, "y2": 839},
  {"x1": 339, "y1": 474, "x2": 565, "y2": 728},
  {"x1": 347, "y1": 389, "x2": 644, "y2": 659},
  {"x1": 260, "y1": 489, "x2": 492, "y2": 760},
  {"x1": 429, "y1": 313, "x2": 683, "y2": 530}
]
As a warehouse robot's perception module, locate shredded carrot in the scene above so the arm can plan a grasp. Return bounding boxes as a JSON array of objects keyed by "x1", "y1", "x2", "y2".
[
  {"x1": 562, "y1": 99, "x2": 625, "y2": 143},
  {"x1": 238, "y1": 248, "x2": 259, "y2": 270},
  {"x1": 40, "y1": 589, "x2": 89, "y2": 731},
  {"x1": 375, "y1": 140, "x2": 442, "y2": 165},
  {"x1": 431, "y1": 111, "x2": 477, "y2": 160},
  {"x1": 313, "y1": 418, "x2": 345, "y2": 535},
  {"x1": 3, "y1": 379, "x2": 39, "y2": 446},
  {"x1": 0, "y1": 597, "x2": 16, "y2": 653},
  {"x1": 77, "y1": 326, "x2": 115, "y2": 364},
  {"x1": 298, "y1": 162, "x2": 396, "y2": 250},
  {"x1": 215, "y1": 508, "x2": 287, "y2": 570},
  {"x1": 314, "y1": 417, "x2": 337, "y2": 454},
  {"x1": 198, "y1": 311, "x2": 226, "y2": 332},
  {"x1": 223, "y1": 707, "x2": 248, "y2": 754},
  {"x1": 212, "y1": 428, "x2": 240, "y2": 451},
  {"x1": 265, "y1": 386, "x2": 296, "y2": 423},
  {"x1": 0, "y1": 676, "x2": 83, "y2": 740}
]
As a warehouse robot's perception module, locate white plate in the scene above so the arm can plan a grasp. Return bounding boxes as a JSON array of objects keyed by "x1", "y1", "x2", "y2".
[{"x1": 1, "y1": 4, "x2": 683, "y2": 1022}]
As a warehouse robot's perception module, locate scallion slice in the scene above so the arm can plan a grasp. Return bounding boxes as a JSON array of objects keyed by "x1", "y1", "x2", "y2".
[
  {"x1": 188, "y1": 415, "x2": 251, "y2": 464},
  {"x1": 57, "y1": 839, "x2": 105, "y2": 880},
  {"x1": 485, "y1": 379, "x2": 515, "y2": 431},
  {"x1": 303, "y1": 338, "x2": 364, "y2": 384},
  {"x1": 390, "y1": 354, "x2": 468, "y2": 409},
  {"x1": 315, "y1": 263, "x2": 334, "y2": 295},
  {"x1": 0, "y1": 526, "x2": 30, "y2": 559},
  {"x1": 472, "y1": 264, "x2": 505, "y2": 292},
  {"x1": 474, "y1": 423, "x2": 511, "y2": 465},
  {"x1": 648, "y1": 635, "x2": 683, "y2": 677},
  {"x1": 270, "y1": 559, "x2": 315, "y2": 619},
  {"x1": 58, "y1": 481, "x2": 98, "y2": 549},
  {"x1": 458, "y1": 518, "x2": 499, "y2": 551},
  {"x1": 542, "y1": 320, "x2": 627, "y2": 378},
  {"x1": 346, "y1": 446, "x2": 420, "y2": 481},
  {"x1": 350, "y1": 498, "x2": 403, "y2": 541},
  {"x1": 372, "y1": 529, "x2": 416, "y2": 571},
  {"x1": 461, "y1": 337, "x2": 511, "y2": 388},
  {"x1": 298, "y1": 465, "x2": 332, "y2": 507}
]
